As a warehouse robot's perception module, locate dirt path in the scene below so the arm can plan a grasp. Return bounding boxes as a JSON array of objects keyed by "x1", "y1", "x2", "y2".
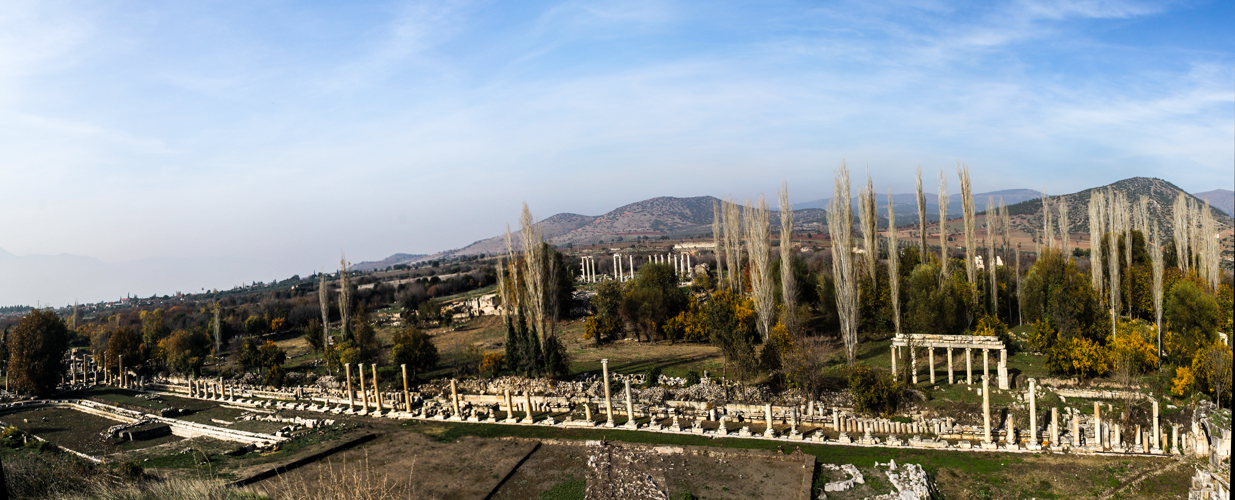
[{"x1": 1097, "y1": 459, "x2": 1186, "y2": 500}]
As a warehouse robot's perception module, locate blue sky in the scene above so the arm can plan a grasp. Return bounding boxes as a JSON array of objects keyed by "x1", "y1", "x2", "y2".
[{"x1": 1, "y1": 0, "x2": 1232, "y2": 305}]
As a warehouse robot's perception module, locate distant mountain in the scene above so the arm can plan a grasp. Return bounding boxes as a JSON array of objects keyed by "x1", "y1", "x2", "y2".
[
  {"x1": 1004, "y1": 177, "x2": 1233, "y2": 236},
  {"x1": 351, "y1": 253, "x2": 430, "y2": 272},
  {"x1": 1193, "y1": 189, "x2": 1234, "y2": 217},
  {"x1": 797, "y1": 188, "x2": 1042, "y2": 218}
]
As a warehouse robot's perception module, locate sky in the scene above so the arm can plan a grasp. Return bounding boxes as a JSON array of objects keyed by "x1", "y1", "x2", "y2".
[{"x1": 2, "y1": 0, "x2": 1232, "y2": 306}]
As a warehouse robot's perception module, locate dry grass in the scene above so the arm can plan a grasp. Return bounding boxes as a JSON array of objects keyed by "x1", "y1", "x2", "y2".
[
  {"x1": 259, "y1": 454, "x2": 405, "y2": 500},
  {"x1": 60, "y1": 478, "x2": 268, "y2": 500}
]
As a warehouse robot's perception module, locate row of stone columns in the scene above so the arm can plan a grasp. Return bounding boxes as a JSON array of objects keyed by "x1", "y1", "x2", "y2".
[
  {"x1": 892, "y1": 345, "x2": 1008, "y2": 390},
  {"x1": 580, "y1": 256, "x2": 598, "y2": 283}
]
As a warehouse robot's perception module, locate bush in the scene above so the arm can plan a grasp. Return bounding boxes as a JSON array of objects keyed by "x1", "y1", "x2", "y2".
[
  {"x1": 684, "y1": 371, "x2": 701, "y2": 387},
  {"x1": 848, "y1": 363, "x2": 902, "y2": 416},
  {"x1": 644, "y1": 365, "x2": 662, "y2": 387}
]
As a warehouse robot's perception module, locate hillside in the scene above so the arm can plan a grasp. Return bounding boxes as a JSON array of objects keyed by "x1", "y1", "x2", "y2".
[
  {"x1": 1003, "y1": 177, "x2": 1233, "y2": 237},
  {"x1": 1194, "y1": 189, "x2": 1234, "y2": 217}
]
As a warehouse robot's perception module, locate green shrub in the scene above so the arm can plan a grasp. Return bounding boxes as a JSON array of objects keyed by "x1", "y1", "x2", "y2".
[
  {"x1": 848, "y1": 363, "x2": 902, "y2": 416},
  {"x1": 684, "y1": 370, "x2": 701, "y2": 387},
  {"x1": 645, "y1": 365, "x2": 662, "y2": 386}
]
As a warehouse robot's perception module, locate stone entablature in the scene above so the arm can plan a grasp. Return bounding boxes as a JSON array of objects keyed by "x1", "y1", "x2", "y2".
[
  {"x1": 890, "y1": 333, "x2": 1005, "y2": 350},
  {"x1": 890, "y1": 333, "x2": 1009, "y2": 390}
]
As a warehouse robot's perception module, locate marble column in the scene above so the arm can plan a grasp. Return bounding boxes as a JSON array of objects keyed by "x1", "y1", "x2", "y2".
[
  {"x1": 1171, "y1": 424, "x2": 1179, "y2": 454},
  {"x1": 998, "y1": 348, "x2": 1009, "y2": 390},
  {"x1": 1072, "y1": 416, "x2": 1081, "y2": 447},
  {"x1": 372, "y1": 364, "x2": 382, "y2": 412},
  {"x1": 451, "y1": 379, "x2": 461, "y2": 419},
  {"x1": 401, "y1": 364, "x2": 411, "y2": 412},
  {"x1": 624, "y1": 379, "x2": 637, "y2": 429},
  {"x1": 1007, "y1": 412, "x2": 1016, "y2": 446},
  {"x1": 524, "y1": 392, "x2": 535, "y2": 423},
  {"x1": 764, "y1": 404, "x2": 775, "y2": 437},
  {"x1": 982, "y1": 348, "x2": 989, "y2": 387},
  {"x1": 1028, "y1": 379, "x2": 1038, "y2": 449},
  {"x1": 1152, "y1": 400, "x2": 1161, "y2": 453},
  {"x1": 601, "y1": 359, "x2": 614, "y2": 426},
  {"x1": 947, "y1": 348, "x2": 954, "y2": 384},
  {"x1": 910, "y1": 346, "x2": 918, "y2": 384},
  {"x1": 119, "y1": 355, "x2": 124, "y2": 387},
  {"x1": 358, "y1": 364, "x2": 369, "y2": 410},
  {"x1": 1050, "y1": 407, "x2": 1059, "y2": 448},
  {"x1": 345, "y1": 363, "x2": 355, "y2": 411},
  {"x1": 832, "y1": 408, "x2": 840, "y2": 432},
  {"x1": 1094, "y1": 402, "x2": 1102, "y2": 449},
  {"x1": 891, "y1": 345, "x2": 897, "y2": 380},
  {"x1": 966, "y1": 348, "x2": 973, "y2": 384},
  {"x1": 928, "y1": 347, "x2": 936, "y2": 384},
  {"x1": 983, "y1": 375, "x2": 991, "y2": 444},
  {"x1": 504, "y1": 389, "x2": 515, "y2": 423}
]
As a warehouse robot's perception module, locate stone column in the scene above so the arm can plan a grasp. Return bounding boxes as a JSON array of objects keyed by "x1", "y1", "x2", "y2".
[
  {"x1": 966, "y1": 348, "x2": 973, "y2": 384},
  {"x1": 504, "y1": 389, "x2": 515, "y2": 422},
  {"x1": 401, "y1": 364, "x2": 411, "y2": 412},
  {"x1": 983, "y1": 375, "x2": 991, "y2": 444},
  {"x1": 119, "y1": 354, "x2": 124, "y2": 387},
  {"x1": 1051, "y1": 407, "x2": 1059, "y2": 448},
  {"x1": 358, "y1": 364, "x2": 369, "y2": 410},
  {"x1": 764, "y1": 404, "x2": 775, "y2": 437},
  {"x1": 1114, "y1": 423, "x2": 1122, "y2": 449},
  {"x1": 982, "y1": 348, "x2": 989, "y2": 386},
  {"x1": 372, "y1": 364, "x2": 383, "y2": 412},
  {"x1": 524, "y1": 392, "x2": 535, "y2": 423},
  {"x1": 628, "y1": 255, "x2": 633, "y2": 278},
  {"x1": 998, "y1": 348, "x2": 1009, "y2": 390},
  {"x1": 1072, "y1": 416, "x2": 1081, "y2": 448},
  {"x1": 1028, "y1": 379, "x2": 1038, "y2": 449},
  {"x1": 451, "y1": 379, "x2": 461, "y2": 420},
  {"x1": 345, "y1": 363, "x2": 355, "y2": 411},
  {"x1": 928, "y1": 347, "x2": 936, "y2": 384},
  {"x1": 624, "y1": 379, "x2": 636, "y2": 429},
  {"x1": 1171, "y1": 424, "x2": 1179, "y2": 454},
  {"x1": 891, "y1": 345, "x2": 897, "y2": 380},
  {"x1": 910, "y1": 346, "x2": 918, "y2": 384},
  {"x1": 1094, "y1": 402, "x2": 1102, "y2": 449},
  {"x1": 601, "y1": 359, "x2": 614, "y2": 426},
  {"x1": 1151, "y1": 400, "x2": 1161, "y2": 453},
  {"x1": 1006, "y1": 411, "x2": 1017, "y2": 446},
  {"x1": 947, "y1": 348, "x2": 954, "y2": 384}
]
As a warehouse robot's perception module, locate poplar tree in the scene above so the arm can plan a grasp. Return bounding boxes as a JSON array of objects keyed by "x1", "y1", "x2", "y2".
[
  {"x1": 827, "y1": 162, "x2": 859, "y2": 364},
  {"x1": 1088, "y1": 191, "x2": 1105, "y2": 296},
  {"x1": 746, "y1": 196, "x2": 774, "y2": 340},
  {"x1": 887, "y1": 189, "x2": 901, "y2": 334},
  {"x1": 986, "y1": 196, "x2": 997, "y2": 317},
  {"x1": 859, "y1": 171, "x2": 878, "y2": 283},
  {"x1": 778, "y1": 182, "x2": 798, "y2": 335},
  {"x1": 937, "y1": 169, "x2": 949, "y2": 277},
  {"x1": 915, "y1": 166, "x2": 928, "y2": 259},
  {"x1": 1058, "y1": 198, "x2": 1070, "y2": 259},
  {"x1": 1151, "y1": 221, "x2": 1164, "y2": 360},
  {"x1": 712, "y1": 200, "x2": 723, "y2": 287},
  {"x1": 959, "y1": 164, "x2": 976, "y2": 296}
]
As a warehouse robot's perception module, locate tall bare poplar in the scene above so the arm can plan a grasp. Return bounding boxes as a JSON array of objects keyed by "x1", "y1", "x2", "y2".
[
  {"x1": 1088, "y1": 191, "x2": 1105, "y2": 295},
  {"x1": 827, "y1": 162, "x2": 859, "y2": 364},
  {"x1": 747, "y1": 196, "x2": 774, "y2": 340},
  {"x1": 959, "y1": 164, "x2": 976, "y2": 292},
  {"x1": 779, "y1": 182, "x2": 798, "y2": 335},
  {"x1": 520, "y1": 203, "x2": 552, "y2": 357},
  {"x1": 916, "y1": 166, "x2": 928, "y2": 258},
  {"x1": 887, "y1": 189, "x2": 901, "y2": 333},
  {"x1": 1172, "y1": 193, "x2": 1190, "y2": 272},
  {"x1": 723, "y1": 197, "x2": 743, "y2": 292},
  {"x1": 858, "y1": 172, "x2": 878, "y2": 282},
  {"x1": 213, "y1": 302, "x2": 222, "y2": 360},
  {"x1": 1151, "y1": 221, "x2": 1164, "y2": 359},
  {"x1": 713, "y1": 200, "x2": 723, "y2": 287},
  {"x1": 938, "y1": 169, "x2": 949, "y2": 276},
  {"x1": 1200, "y1": 200, "x2": 1219, "y2": 290},
  {"x1": 338, "y1": 254, "x2": 351, "y2": 340},
  {"x1": 1107, "y1": 190, "x2": 1122, "y2": 331},
  {"x1": 986, "y1": 196, "x2": 997, "y2": 317},
  {"x1": 318, "y1": 270, "x2": 330, "y2": 350},
  {"x1": 1000, "y1": 200, "x2": 1012, "y2": 321},
  {"x1": 1041, "y1": 194, "x2": 1053, "y2": 252},
  {"x1": 1058, "y1": 198, "x2": 1070, "y2": 258}
]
